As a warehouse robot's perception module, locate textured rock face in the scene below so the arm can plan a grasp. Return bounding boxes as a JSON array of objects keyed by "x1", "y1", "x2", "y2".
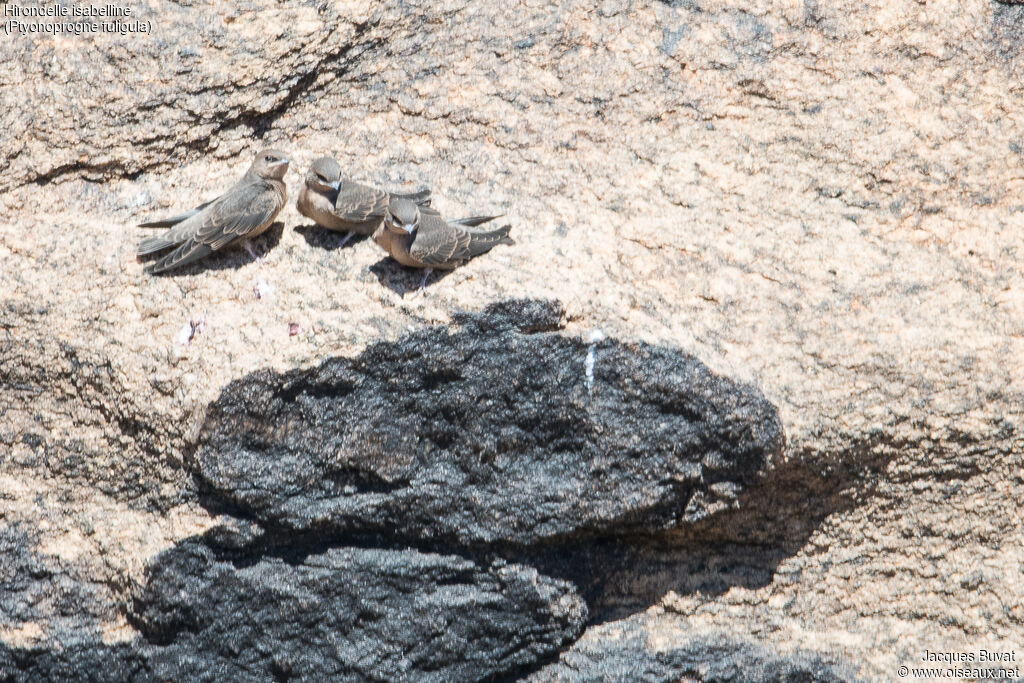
[
  {"x1": 0, "y1": 533, "x2": 587, "y2": 683},
  {"x1": 5, "y1": 0, "x2": 1024, "y2": 680},
  {"x1": 0, "y1": 641, "x2": 145, "y2": 683},
  {"x1": 1, "y1": 302, "x2": 783, "y2": 681},
  {"x1": 528, "y1": 615, "x2": 859, "y2": 683},
  {"x1": 133, "y1": 538, "x2": 585, "y2": 682},
  {"x1": 196, "y1": 300, "x2": 782, "y2": 546},
  {"x1": 534, "y1": 620, "x2": 860, "y2": 683},
  {"x1": 0, "y1": 2, "x2": 365, "y2": 192},
  {"x1": 0, "y1": 525, "x2": 116, "y2": 644}
]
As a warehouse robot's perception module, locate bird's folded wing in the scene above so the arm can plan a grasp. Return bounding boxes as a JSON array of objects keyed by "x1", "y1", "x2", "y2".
[
  {"x1": 196, "y1": 184, "x2": 281, "y2": 250},
  {"x1": 392, "y1": 188, "x2": 432, "y2": 206},
  {"x1": 138, "y1": 197, "x2": 219, "y2": 255},
  {"x1": 409, "y1": 218, "x2": 472, "y2": 267},
  {"x1": 146, "y1": 188, "x2": 279, "y2": 273},
  {"x1": 333, "y1": 182, "x2": 389, "y2": 222},
  {"x1": 419, "y1": 208, "x2": 499, "y2": 227},
  {"x1": 465, "y1": 224, "x2": 513, "y2": 257}
]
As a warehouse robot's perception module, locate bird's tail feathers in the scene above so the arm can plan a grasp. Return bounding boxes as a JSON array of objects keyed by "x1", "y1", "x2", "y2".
[
  {"x1": 144, "y1": 239, "x2": 212, "y2": 274},
  {"x1": 452, "y1": 214, "x2": 503, "y2": 228},
  {"x1": 467, "y1": 223, "x2": 513, "y2": 257},
  {"x1": 138, "y1": 215, "x2": 188, "y2": 229},
  {"x1": 137, "y1": 235, "x2": 178, "y2": 256},
  {"x1": 137, "y1": 200, "x2": 213, "y2": 228}
]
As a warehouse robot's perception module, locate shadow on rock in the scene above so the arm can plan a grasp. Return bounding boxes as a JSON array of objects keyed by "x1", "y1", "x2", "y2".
[
  {"x1": 137, "y1": 222, "x2": 284, "y2": 276},
  {"x1": 293, "y1": 224, "x2": 369, "y2": 251},
  {"x1": 368, "y1": 257, "x2": 455, "y2": 295},
  {"x1": 525, "y1": 454, "x2": 883, "y2": 624}
]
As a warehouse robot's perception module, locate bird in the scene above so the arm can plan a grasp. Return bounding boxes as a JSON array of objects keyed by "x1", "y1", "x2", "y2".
[
  {"x1": 137, "y1": 149, "x2": 290, "y2": 274},
  {"x1": 296, "y1": 156, "x2": 431, "y2": 248},
  {"x1": 373, "y1": 196, "x2": 512, "y2": 292}
]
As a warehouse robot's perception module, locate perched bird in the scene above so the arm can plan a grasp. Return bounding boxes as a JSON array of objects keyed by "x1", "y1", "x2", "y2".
[
  {"x1": 373, "y1": 196, "x2": 512, "y2": 291},
  {"x1": 137, "y1": 149, "x2": 290, "y2": 274},
  {"x1": 297, "y1": 156, "x2": 431, "y2": 247}
]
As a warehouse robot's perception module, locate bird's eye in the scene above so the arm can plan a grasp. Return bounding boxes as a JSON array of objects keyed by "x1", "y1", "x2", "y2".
[
  {"x1": 317, "y1": 173, "x2": 328, "y2": 182},
  {"x1": 264, "y1": 155, "x2": 273, "y2": 162}
]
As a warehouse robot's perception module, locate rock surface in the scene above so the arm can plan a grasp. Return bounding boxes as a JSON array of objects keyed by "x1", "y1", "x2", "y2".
[
  {"x1": 195, "y1": 300, "x2": 782, "y2": 547},
  {"x1": 134, "y1": 536, "x2": 586, "y2": 682},
  {"x1": 4, "y1": 0, "x2": 1024, "y2": 680},
  {"x1": 528, "y1": 614, "x2": 858, "y2": 682},
  {"x1": 0, "y1": 1, "x2": 365, "y2": 192},
  {"x1": 0, "y1": 640, "x2": 145, "y2": 683},
  {"x1": 0, "y1": 528, "x2": 587, "y2": 682}
]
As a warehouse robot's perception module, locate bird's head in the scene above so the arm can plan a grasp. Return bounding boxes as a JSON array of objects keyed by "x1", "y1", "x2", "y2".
[
  {"x1": 385, "y1": 197, "x2": 421, "y2": 235},
  {"x1": 304, "y1": 156, "x2": 342, "y2": 193},
  {"x1": 252, "y1": 149, "x2": 290, "y2": 181}
]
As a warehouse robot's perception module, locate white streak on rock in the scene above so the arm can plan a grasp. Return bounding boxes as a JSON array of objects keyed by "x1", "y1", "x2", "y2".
[{"x1": 585, "y1": 329, "x2": 605, "y2": 393}]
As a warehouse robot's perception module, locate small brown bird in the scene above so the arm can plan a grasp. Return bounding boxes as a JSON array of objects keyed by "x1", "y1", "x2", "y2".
[
  {"x1": 373, "y1": 196, "x2": 512, "y2": 291},
  {"x1": 297, "y1": 156, "x2": 431, "y2": 247},
  {"x1": 138, "y1": 150, "x2": 289, "y2": 274}
]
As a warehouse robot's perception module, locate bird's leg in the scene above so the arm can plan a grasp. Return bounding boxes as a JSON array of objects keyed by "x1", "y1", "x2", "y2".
[
  {"x1": 337, "y1": 231, "x2": 355, "y2": 248},
  {"x1": 415, "y1": 268, "x2": 433, "y2": 295},
  {"x1": 243, "y1": 240, "x2": 264, "y2": 266}
]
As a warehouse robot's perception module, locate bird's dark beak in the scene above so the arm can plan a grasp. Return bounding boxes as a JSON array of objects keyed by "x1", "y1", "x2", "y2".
[
  {"x1": 329, "y1": 180, "x2": 341, "y2": 191},
  {"x1": 271, "y1": 158, "x2": 289, "y2": 168}
]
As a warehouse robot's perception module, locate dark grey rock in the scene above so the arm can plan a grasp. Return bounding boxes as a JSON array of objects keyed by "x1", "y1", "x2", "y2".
[
  {"x1": 0, "y1": 298, "x2": 789, "y2": 682},
  {"x1": 195, "y1": 299, "x2": 784, "y2": 548},
  {"x1": 0, "y1": 524, "x2": 121, "y2": 641},
  {"x1": 131, "y1": 537, "x2": 585, "y2": 682},
  {"x1": 0, "y1": 520, "x2": 586, "y2": 683},
  {"x1": 528, "y1": 618, "x2": 860, "y2": 683},
  {"x1": 0, "y1": 640, "x2": 148, "y2": 683},
  {"x1": 0, "y1": 524, "x2": 151, "y2": 683},
  {"x1": 992, "y1": 3, "x2": 1024, "y2": 65}
]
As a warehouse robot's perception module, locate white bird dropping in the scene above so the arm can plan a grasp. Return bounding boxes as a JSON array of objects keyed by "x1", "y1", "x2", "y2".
[{"x1": 585, "y1": 329, "x2": 605, "y2": 393}]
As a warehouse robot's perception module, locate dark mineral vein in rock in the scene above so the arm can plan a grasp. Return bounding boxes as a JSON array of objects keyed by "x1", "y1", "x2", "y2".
[
  {"x1": 130, "y1": 537, "x2": 585, "y2": 682},
  {"x1": 195, "y1": 299, "x2": 784, "y2": 547}
]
